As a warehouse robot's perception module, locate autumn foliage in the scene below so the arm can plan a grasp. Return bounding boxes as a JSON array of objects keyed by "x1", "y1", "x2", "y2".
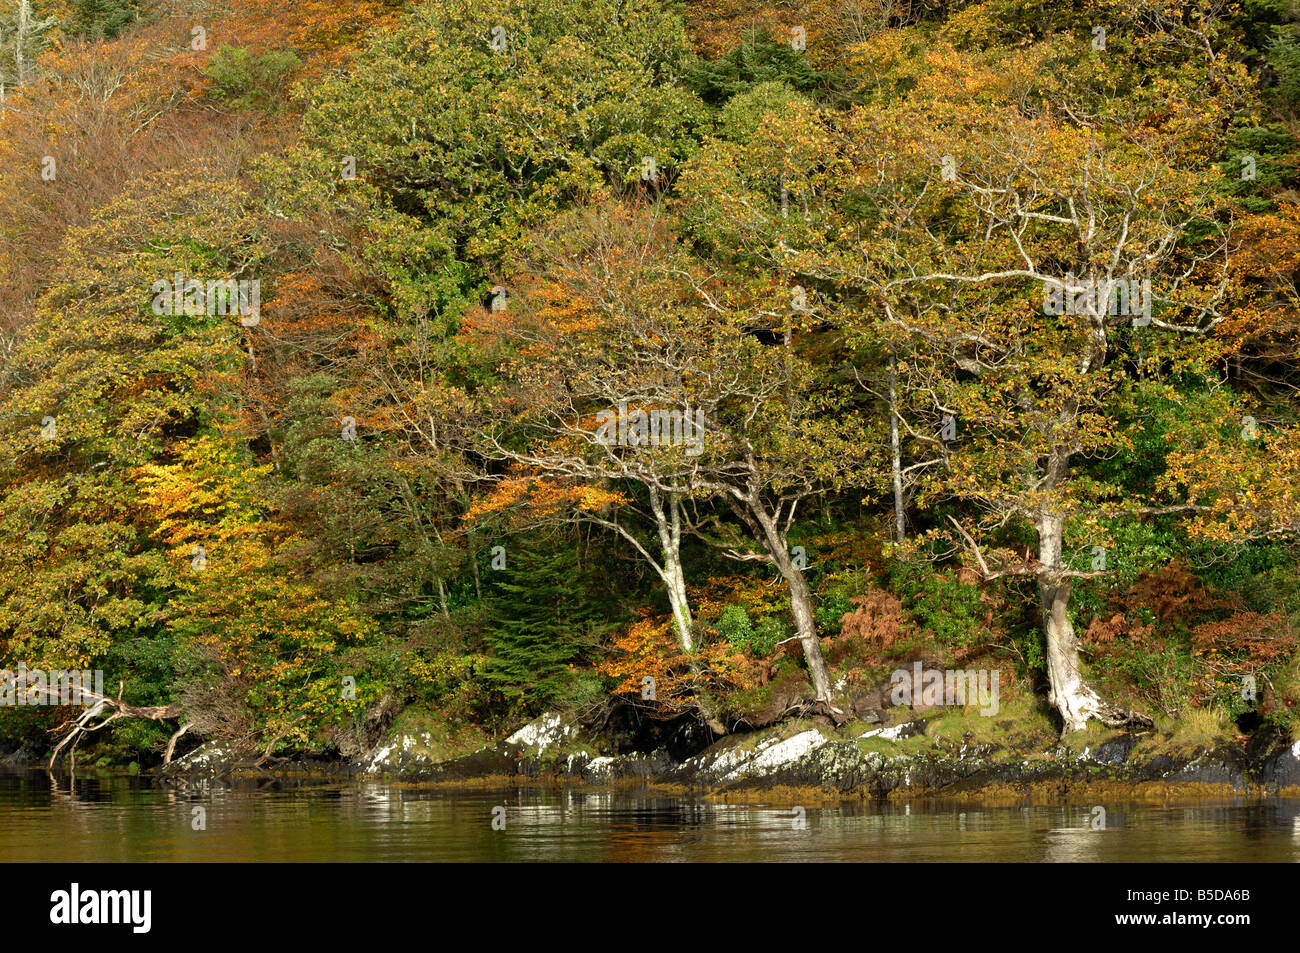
[{"x1": 6, "y1": 0, "x2": 1300, "y2": 764}]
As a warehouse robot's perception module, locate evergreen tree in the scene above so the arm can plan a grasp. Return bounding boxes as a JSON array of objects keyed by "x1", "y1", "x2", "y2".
[
  {"x1": 684, "y1": 28, "x2": 829, "y2": 105},
  {"x1": 66, "y1": 0, "x2": 142, "y2": 40},
  {"x1": 482, "y1": 538, "x2": 610, "y2": 711}
]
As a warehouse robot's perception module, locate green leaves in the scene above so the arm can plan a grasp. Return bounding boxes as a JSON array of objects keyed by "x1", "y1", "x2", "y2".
[
  {"x1": 285, "y1": 0, "x2": 706, "y2": 314},
  {"x1": 684, "y1": 28, "x2": 830, "y2": 105},
  {"x1": 482, "y1": 536, "x2": 613, "y2": 711},
  {"x1": 203, "y1": 45, "x2": 302, "y2": 110}
]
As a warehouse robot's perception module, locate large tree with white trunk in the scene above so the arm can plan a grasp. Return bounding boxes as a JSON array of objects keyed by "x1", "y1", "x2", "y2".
[
  {"x1": 676, "y1": 38, "x2": 1254, "y2": 732},
  {"x1": 854, "y1": 124, "x2": 1232, "y2": 734},
  {"x1": 473, "y1": 202, "x2": 717, "y2": 662}
]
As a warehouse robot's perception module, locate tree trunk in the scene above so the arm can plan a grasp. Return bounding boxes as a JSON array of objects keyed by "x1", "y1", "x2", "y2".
[
  {"x1": 1040, "y1": 571, "x2": 1101, "y2": 733},
  {"x1": 1038, "y1": 511, "x2": 1148, "y2": 733},
  {"x1": 650, "y1": 487, "x2": 694, "y2": 653},
  {"x1": 648, "y1": 488, "x2": 724, "y2": 733},
  {"x1": 16, "y1": 2, "x2": 29, "y2": 85},
  {"x1": 663, "y1": 549, "x2": 694, "y2": 653},
  {"x1": 785, "y1": 561, "x2": 835, "y2": 703},
  {"x1": 752, "y1": 504, "x2": 835, "y2": 704},
  {"x1": 889, "y1": 354, "x2": 905, "y2": 542}
]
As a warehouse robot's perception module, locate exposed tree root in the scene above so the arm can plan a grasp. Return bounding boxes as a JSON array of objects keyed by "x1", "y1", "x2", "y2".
[{"x1": 1052, "y1": 678, "x2": 1154, "y2": 736}]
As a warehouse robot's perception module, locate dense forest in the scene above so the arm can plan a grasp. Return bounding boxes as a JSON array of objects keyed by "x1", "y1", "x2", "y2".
[{"x1": 3, "y1": 0, "x2": 1300, "y2": 770}]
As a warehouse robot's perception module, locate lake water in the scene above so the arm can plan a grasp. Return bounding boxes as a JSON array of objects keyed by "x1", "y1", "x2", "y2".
[{"x1": 3, "y1": 771, "x2": 1299, "y2": 861}]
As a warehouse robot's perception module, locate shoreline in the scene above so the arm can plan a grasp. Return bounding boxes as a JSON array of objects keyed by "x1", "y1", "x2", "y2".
[{"x1": 34, "y1": 711, "x2": 1292, "y2": 805}]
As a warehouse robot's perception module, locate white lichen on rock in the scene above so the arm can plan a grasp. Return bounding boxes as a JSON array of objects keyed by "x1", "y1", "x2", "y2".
[
  {"x1": 505, "y1": 712, "x2": 575, "y2": 752},
  {"x1": 679, "y1": 728, "x2": 829, "y2": 785},
  {"x1": 860, "y1": 722, "x2": 915, "y2": 741}
]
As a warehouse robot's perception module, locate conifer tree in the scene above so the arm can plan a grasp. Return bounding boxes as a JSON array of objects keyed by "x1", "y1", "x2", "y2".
[{"x1": 482, "y1": 537, "x2": 609, "y2": 711}]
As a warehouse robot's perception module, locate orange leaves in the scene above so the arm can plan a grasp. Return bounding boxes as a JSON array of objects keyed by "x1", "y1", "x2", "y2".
[
  {"x1": 596, "y1": 610, "x2": 760, "y2": 711},
  {"x1": 1191, "y1": 613, "x2": 1294, "y2": 664},
  {"x1": 1079, "y1": 564, "x2": 1289, "y2": 678},
  {"x1": 1125, "y1": 563, "x2": 1220, "y2": 623},
  {"x1": 468, "y1": 276, "x2": 603, "y2": 355},
  {"x1": 262, "y1": 271, "x2": 328, "y2": 326},
  {"x1": 464, "y1": 477, "x2": 531, "y2": 520},
  {"x1": 600, "y1": 614, "x2": 689, "y2": 699},
  {"x1": 1220, "y1": 203, "x2": 1300, "y2": 353},
  {"x1": 180, "y1": 0, "x2": 403, "y2": 89},
  {"x1": 1084, "y1": 612, "x2": 1142, "y2": 647},
  {"x1": 836, "y1": 588, "x2": 906, "y2": 653},
  {"x1": 465, "y1": 471, "x2": 630, "y2": 524},
  {"x1": 683, "y1": 1, "x2": 808, "y2": 59},
  {"x1": 693, "y1": 574, "x2": 787, "y2": 622},
  {"x1": 576, "y1": 485, "x2": 627, "y2": 511},
  {"x1": 1185, "y1": 612, "x2": 1296, "y2": 707}
]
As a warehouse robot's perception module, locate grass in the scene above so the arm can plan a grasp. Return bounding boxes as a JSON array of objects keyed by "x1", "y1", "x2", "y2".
[
  {"x1": 387, "y1": 707, "x2": 493, "y2": 762},
  {"x1": 1128, "y1": 707, "x2": 1237, "y2": 760},
  {"x1": 847, "y1": 696, "x2": 1058, "y2": 759}
]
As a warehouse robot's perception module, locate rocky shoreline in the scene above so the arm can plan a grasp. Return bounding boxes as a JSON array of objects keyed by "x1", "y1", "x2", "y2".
[
  {"x1": 360, "y1": 721, "x2": 1300, "y2": 803},
  {"x1": 309, "y1": 713, "x2": 1300, "y2": 802},
  {"x1": 14, "y1": 710, "x2": 1300, "y2": 802}
]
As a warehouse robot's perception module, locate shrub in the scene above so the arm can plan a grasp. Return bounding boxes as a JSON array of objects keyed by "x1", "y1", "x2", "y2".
[
  {"x1": 888, "y1": 560, "x2": 987, "y2": 650},
  {"x1": 717, "y1": 80, "x2": 807, "y2": 143},
  {"x1": 204, "y1": 46, "x2": 301, "y2": 109},
  {"x1": 716, "y1": 604, "x2": 755, "y2": 647},
  {"x1": 716, "y1": 605, "x2": 787, "y2": 656},
  {"x1": 815, "y1": 569, "x2": 872, "y2": 634}
]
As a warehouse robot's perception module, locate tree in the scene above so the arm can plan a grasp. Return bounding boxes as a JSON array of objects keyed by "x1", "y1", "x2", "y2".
[
  {"x1": 677, "y1": 30, "x2": 1268, "y2": 731},
  {"x1": 481, "y1": 533, "x2": 609, "y2": 711},
  {"x1": 471, "y1": 203, "x2": 709, "y2": 654},
  {"x1": 0, "y1": 168, "x2": 262, "y2": 673},
  {"x1": 275, "y1": 0, "x2": 706, "y2": 323},
  {"x1": 1, "y1": 1, "x2": 56, "y2": 91},
  {"x1": 0, "y1": 166, "x2": 377, "y2": 760},
  {"x1": 472, "y1": 200, "x2": 860, "y2": 708},
  {"x1": 65, "y1": 0, "x2": 142, "y2": 40}
]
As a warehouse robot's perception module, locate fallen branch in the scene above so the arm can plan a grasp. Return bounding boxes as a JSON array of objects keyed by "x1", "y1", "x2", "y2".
[
  {"x1": 48, "y1": 683, "x2": 182, "y2": 770},
  {"x1": 163, "y1": 721, "x2": 195, "y2": 766}
]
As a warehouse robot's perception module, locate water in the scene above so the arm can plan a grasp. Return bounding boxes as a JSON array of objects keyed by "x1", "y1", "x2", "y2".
[{"x1": 3, "y1": 771, "x2": 1299, "y2": 861}]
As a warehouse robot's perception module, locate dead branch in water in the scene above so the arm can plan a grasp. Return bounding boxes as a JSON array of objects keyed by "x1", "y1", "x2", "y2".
[{"x1": 47, "y1": 682, "x2": 182, "y2": 770}]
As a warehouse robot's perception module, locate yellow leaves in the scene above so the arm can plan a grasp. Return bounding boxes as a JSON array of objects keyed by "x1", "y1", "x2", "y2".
[
  {"x1": 576, "y1": 485, "x2": 628, "y2": 511},
  {"x1": 136, "y1": 434, "x2": 274, "y2": 553},
  {"x1": 1165, "y1": 421, "x2": 1300, "y2": 543}
]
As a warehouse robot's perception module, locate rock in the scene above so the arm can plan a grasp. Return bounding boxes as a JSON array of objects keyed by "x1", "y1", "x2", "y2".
[
  {"x1": 1092, "y1": 734, "x2": 1137, "y2": 765},
  {"x1": 504, "y1": 712, "x2": 577, "y2": 753},
  {"x1": 167, "y1": 740, "x2": 239, "y2": 773},
  {"x1": 1258, "y1": 738, "x2": 1300, "y2": 792},
  {"x1": 576, "y1": 749, "x2": 676, "y2": 784},
  {"x1": 844, "y1": 686, "x2": 887, "y2": 718},
  {"x1": 361, "y1": 731, "x2": 443, "y2": 776},
  {"x1": 188, "y1": 704, "x2": 1300, "y2": 802},
  {"x1": 1170, "y1": 745, "x2": 1249, "y2": 790},
  {"x1": 669, "y1": 728, "x2": 829, "y2": 787},
  {"x1": 860, "y1": 721, "x2": 924, "y2": 741},
  {"x1": 0, "y1": 743, "x2": 36, "y2": 768},
  {"x1": 1137, "y1": 754, "x2": 1176, "y2": 781}
]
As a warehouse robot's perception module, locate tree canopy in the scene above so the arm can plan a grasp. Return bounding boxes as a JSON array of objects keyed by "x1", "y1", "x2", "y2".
[{"x1": 5, "y1": 0, "x2": 1300, "y2": 766}]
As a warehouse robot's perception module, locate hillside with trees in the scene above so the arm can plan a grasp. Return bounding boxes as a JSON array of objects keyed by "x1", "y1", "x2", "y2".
[{"x1": 4, "y1": 0, "x2": 1300, "y2": 772}]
